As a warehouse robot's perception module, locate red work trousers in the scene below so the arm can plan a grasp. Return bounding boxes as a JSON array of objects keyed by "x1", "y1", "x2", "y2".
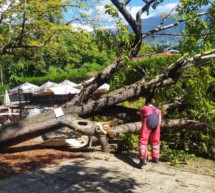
[{"x1": 138, "y1": 119, "x2": 160, "y2": 159}]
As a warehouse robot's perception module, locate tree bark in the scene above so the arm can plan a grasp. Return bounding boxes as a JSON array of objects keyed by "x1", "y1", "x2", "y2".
[
  {"x1": 0, "y1": 111, "x2": 207, "y2": 150},
  {"x1": 0, "y1": 112, "x2": 98, "y2": 149},
  {"x1": 111, "y1": 119, "x2": 207, "y2": 137}
]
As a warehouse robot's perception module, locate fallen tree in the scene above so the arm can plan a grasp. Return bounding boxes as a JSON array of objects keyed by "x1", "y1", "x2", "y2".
[
  {"x1": 0, "y1": 49, "x2": 212, "y2": 149},
  {"x1": 0, "y1": 0, "x2": 214, "y2": 151},
  {"x1": 0, "y1": 111, "x2": 207, "y2": 150}
]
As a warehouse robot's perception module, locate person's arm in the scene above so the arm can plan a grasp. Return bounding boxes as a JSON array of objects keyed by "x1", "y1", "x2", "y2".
[{"x1": 140, "y1": 106, "x2": 146, "y2": 121}]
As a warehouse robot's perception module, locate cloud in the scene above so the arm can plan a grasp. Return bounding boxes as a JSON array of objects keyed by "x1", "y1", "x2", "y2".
[
  {"x1": 91, "y1": 0, "x2": 115, "y2": 23},
  {"x1": 155, "y1": 3, "x2": 179, "y2": 14},
  {"x1": 128, "y1": 6, "x2": 149, "y2": 19},
  {"x1": 128, "y1": 2, "x2": 179, "y2": 19},
  {"x1": 68, "y1": 1, "x2": 179, "y2": 29},
  {"x1": 70, "y1": 23, "x2": 93, "y2": 32},
  {"x1": 91, "y1": 1, "x2": 179, "y2": 26},
  {"x1": 0, "y1": 0, "x2": 15, "y2": 14},
  {"x1": 0, "y1": 0, "x2": 19, "y2": 23}
]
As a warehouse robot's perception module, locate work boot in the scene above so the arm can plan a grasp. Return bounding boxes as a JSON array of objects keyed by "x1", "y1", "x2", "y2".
[
  {"x1": 139, "y1": 157, "x2": 147, "y2": 168},
  {"x1": 152, "y1": 157, "x2": 159, "y2": 164}
]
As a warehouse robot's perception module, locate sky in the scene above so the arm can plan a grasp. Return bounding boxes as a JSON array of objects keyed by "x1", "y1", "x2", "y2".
[
  {"x1": 64, "y1": 0, "x2": 180, "y2": 31},
  {"x1": 1, "y1": 0, "x2": 180, "y2": 31},
  {"x1": 120, "y1": 0, "x2": 179, "y2": 19}
]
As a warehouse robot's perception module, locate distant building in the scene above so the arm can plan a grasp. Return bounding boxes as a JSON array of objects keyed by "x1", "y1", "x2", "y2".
[
  {"x1": 132, "y1": 50, "x2": 180, "y2": 61},
  {"x1": 169, "y1": 49, "x2": 180, "y2": 54}
]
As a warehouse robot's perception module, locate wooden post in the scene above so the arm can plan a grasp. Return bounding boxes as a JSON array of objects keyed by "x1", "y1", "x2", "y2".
[
  {"x1": 0, "y1": 67, "x2": 3, "y2": 86},
  {"x1": 18, "y1": 89, "x2": 23, "y2": 120}
]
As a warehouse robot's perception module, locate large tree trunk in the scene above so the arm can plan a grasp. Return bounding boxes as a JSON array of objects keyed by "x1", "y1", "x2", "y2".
[
  {"x1": 0, "y1": 112, "x2": 100, "y2": 149},
  {"x1": 111, "y1": 119, "x2": 207, "y2": 136},
  {"x1": 0, "y1": 108, "x2": 207, "y2": 150}
]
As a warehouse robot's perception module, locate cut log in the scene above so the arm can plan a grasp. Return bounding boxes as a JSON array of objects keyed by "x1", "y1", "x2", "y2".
[
  {"x1": 40, "y1": 135, "x2": 89, "y2": 148},
  {"x1": 0, "y1": 112, "x2": 98, "y2": 149},
  {"x1": 0, "y1": 110, "x2": 207, "y2": 151}
]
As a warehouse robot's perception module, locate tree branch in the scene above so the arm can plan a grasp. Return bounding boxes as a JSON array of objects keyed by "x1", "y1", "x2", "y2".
[
  {"x1": 142, "y1": 11, "x2": 208, "y2": 39},
  {"x1": 149, "y1": 32, "x2": 215, "y2": 37},
  {"x1": 123, "y1": 0, "x2": 131, "y2": 5},
  {"x1": 82, "y1": 105, "x2": 140, "y2": 122},
  {"x1": 65, "y1": 49, "x2": 215, "y2": 116},
  {"x1": 111, "y1": 119, "x2": 208, "y2": 137},
  {"x1": 18, "y1": 1, "x2": 27, "y2": 46},
  {"x1": 111, "y1": 0, "x2": 138, "y2": 34},
  {"x1": 136, "y1": 0, "x2": 156, "y2": 23},
  {"x1": 0, "y1": 31, "x2": 58, "y2": 55},
  {"x1": 70, "y1": 58, "x2": 124, "y2": 104}
]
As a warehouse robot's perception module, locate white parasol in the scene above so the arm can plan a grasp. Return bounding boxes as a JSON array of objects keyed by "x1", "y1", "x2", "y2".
[
  {"x1": 83, "y1": 78, "x2": 110, "y2": 93},
  {"x1": 98, "y1": 83, "x2": 110, "y2": 91},
  {"x1": 9, "y1": 82, "x2": 39, "y2": 94},
  {"x1": 49, "y1": 85, "x2": 80, "y2": 95},
  {"x1": 3, "y1": 90, "x2": 11, "y2": 107},
  {"x1": 33, "y1": 81, "x2": 80, "y2": 95},
  {"x1": 33, "y1": 81, "x2": 59, "y2": 95},
  {"x1": 59, "y1": 80, "x2": 78, "y2": 87}
]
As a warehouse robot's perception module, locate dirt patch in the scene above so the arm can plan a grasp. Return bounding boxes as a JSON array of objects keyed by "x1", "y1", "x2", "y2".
[
  {"x1": 169, "y1": 158, "x2": 215, "y2": 177},
  {"x1": 117, "y1": 151, "x2": 215, "y2": 177},
  {"x1": 0, "y1": 141, "x2": 214, "y2": 180},
  {"x1": 0, "y1": 141, "x2": 90, "y2": 180}
]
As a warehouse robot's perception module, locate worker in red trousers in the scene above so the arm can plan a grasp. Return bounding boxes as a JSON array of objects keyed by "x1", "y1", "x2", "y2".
[{"x1": 138, "y1": 103, "x2": 162, "y2": 168}]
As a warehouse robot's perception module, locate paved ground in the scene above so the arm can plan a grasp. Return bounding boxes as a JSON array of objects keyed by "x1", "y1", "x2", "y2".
[{"x1": 0, "y1": 151, "x2": 214, "y2": 193}]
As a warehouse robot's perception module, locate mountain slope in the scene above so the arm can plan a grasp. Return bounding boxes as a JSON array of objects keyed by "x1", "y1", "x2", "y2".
[
  {"x1": 128, "y1": 14, "x2": 185, "y2": 46},
  {"x1": 142, "y1": 14, "x2": 184, "y2": 45}
]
